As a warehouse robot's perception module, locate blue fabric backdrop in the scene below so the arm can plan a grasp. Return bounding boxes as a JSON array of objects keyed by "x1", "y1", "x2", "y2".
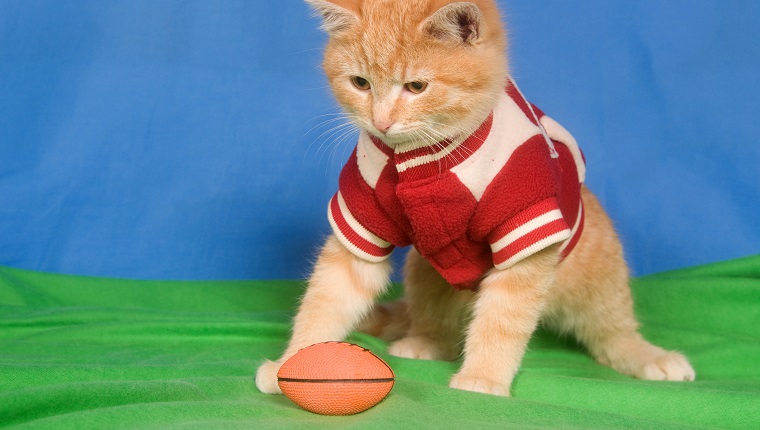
[{"x1": 1, "y1": 0, "x2": 758, "y2": 280}]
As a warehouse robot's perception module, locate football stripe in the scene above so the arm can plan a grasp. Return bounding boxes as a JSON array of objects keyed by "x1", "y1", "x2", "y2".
[{"x1": 278, "y1": 378, "x2": 395, "y2": 383}]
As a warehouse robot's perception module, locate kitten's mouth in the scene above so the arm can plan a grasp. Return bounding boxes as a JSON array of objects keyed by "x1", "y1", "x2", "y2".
[
  {"x1": 370, "y1": 131, "x2": 407, "y2": 147},
  {"x1": 369, "y1": 127, "x2": 456, "y2": 149}
]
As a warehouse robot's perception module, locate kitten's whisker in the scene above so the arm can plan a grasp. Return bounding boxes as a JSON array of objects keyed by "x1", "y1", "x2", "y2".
[
  {"x1": 307, "y1": 124, "x2": 354, "y2": 166},
  {"x1": 424, "y1": 119, "x2": 474, "y2": 139},
  {"x1": 302, "y1": 110, "x2": 362, "y2": 174},
  {"x1": 421, "y1": 123, "x2": 479, "y2": 165},
  {"x1": 286, "y1": 47, "x2": 325, "y2": 56},
  {"x1": 312, "y1": 122, "x2": 358, "y2": 171},
  {"x1": 420, "y1": 126, "x2": 467, "y2": 165},
  {"x1": 312, "y1": 121, "x2": 357, "y2": 146},
  {"x1": 415, "y1": 128, "x2": 447, "y2": 175},
  {"x1": 324, "y1": 125, "x2": 360, "y2": 175},
  {"x1": 307, "y1": 112, "x2": 353, "y2": 122},
  {"x1": 303, "y1": 116, "x2": 352, "y2": 140},
  {"x1": 305, "y1": 85, "x2": 336, "y2": 92},
  {"x1": 333, "y1": 127, "x2": 359, "y2": 162},
  {"x1": 302, "y1": 114, "x2": 358, "y2": 161}
]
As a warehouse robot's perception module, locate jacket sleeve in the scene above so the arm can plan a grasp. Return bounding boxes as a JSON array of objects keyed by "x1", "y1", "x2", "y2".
[
  {"x1": 327, "y1": 148, "x2": 396, "y2": 263},
  {"x1": 471, "y1": 136, "x2": 571, "y2": 270}
]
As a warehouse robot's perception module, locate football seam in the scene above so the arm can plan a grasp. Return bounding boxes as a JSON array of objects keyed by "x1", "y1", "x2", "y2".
[{"x1": 278, "y1": 377, "x2": 394, "y2": 383}]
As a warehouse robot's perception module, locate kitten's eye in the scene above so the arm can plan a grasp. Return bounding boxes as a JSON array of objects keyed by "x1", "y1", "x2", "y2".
[
  {"x1": 405, "y1": 81, "x2": 428, "y2": 94},
  {"x1": 351, "y1": 76, "x2": 371, "y2": 91}
]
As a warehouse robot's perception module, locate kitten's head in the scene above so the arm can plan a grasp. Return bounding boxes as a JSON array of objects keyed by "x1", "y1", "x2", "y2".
[{"x1": 306, "y1": 0, "x2": 508, "y2": 148}]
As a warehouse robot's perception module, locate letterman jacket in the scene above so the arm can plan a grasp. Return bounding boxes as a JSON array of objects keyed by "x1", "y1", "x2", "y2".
[{"x1": 327, "y1": 79, "x2": 586, "y2": 290}]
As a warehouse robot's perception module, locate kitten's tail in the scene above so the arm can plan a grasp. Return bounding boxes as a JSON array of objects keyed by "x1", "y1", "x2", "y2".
[{"x1": 357, "y1": 300, "x2": 410, "y2": 342}]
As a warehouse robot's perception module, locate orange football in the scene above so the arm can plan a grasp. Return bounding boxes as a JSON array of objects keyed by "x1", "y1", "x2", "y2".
[{"x1": 277, "y1": 342, "x2": 395, "y2": 415}]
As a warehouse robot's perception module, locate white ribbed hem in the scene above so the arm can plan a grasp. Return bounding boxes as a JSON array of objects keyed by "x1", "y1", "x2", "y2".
[
  {"x1": 394, "y1": 134, "x2": 468, "y2": 173},
  {"x1": 327, "y1": 193, "x2": 392, "y2": 263},
  {"x1": 494, "y1": 230, "x2": 571, "y2": 270},
  {"x1": 490, "y1": 209, "x2": 564, "y2": 255},
  {"x1": 559, "y1": 200, "x2": 584, "y2": 254}
]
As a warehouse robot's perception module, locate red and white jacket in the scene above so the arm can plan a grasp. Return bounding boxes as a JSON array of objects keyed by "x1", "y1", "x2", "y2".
[{"x1": 328, "y1": 79, "x2": 586, "y2": 290}]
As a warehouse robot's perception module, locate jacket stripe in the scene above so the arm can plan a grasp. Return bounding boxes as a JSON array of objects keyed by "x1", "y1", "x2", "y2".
[
  {"x1": 328, "y1": 192, "x2": 393, "y2": 261},
  {"x1": 489, "y1": 198, "x2": 571, "y2": 269}
]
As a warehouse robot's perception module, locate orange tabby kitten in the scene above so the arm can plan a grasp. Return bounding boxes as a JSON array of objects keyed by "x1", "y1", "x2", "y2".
[{"x1": 256, "y1": 0, "x2": 695, "y2": 397}]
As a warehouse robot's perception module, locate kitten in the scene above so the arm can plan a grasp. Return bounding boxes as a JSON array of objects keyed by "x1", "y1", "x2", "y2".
[{"x1": 256, "y1": 0, "x2": 695, "y2": 397}]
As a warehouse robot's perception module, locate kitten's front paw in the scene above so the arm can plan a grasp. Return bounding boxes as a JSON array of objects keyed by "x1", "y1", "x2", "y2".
[
  {"x1": 449, "y1": 372, "x2": 510, "y2": 397},
  {"x1": 389, "y1": 336, "x2": 454, "y2": 361},
  {"x1": 255, "y1": 360, "x2": 283, "y2": 394},
  {"x1": 639, "y1": 351, "x2": 696, "y2": 382}
]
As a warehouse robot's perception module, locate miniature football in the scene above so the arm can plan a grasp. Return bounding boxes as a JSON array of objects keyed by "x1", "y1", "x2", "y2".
[{"x1": 277, "y1": 341, "x2": 395, "y2": 415}]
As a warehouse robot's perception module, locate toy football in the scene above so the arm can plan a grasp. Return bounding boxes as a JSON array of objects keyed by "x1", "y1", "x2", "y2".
[{"x1": 277, "y1": 341, "x2": 395, "y2": 415}]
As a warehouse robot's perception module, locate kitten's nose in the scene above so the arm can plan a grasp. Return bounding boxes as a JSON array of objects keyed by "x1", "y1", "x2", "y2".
[{"x1": 373, "y1": 118, "x2": 395, "y2": 134}]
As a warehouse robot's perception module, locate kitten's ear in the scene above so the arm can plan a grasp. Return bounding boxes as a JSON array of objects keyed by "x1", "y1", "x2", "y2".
[
  {"x1": 305, "y1": 0, "x2": 359, "y2": 35},
  {"x1": 422, "y1": 2, "x2": 482, "y2": 45}
]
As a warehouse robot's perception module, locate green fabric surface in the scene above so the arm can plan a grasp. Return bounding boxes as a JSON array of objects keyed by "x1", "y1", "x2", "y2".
[{"x1": 1, "y1": 256, "x2": 759, "y2": 429}]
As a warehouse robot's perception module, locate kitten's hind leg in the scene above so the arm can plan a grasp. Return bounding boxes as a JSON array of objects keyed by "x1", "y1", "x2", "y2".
[
  {"x1": 550, "y1": 284, "x2": 696, "y2": 382},
  {"x1": 356, "y1": 299, "x2": 410, "y2": 343},
  {"x1": 255, "y1": 235, "x2": 392, "y2": 394},
  {"x1": 387, "y1": 248, "x2": 472, "y2": 362},
  {"x1": 546, "y1": 187, "x2": 695, "y2": 382}
]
